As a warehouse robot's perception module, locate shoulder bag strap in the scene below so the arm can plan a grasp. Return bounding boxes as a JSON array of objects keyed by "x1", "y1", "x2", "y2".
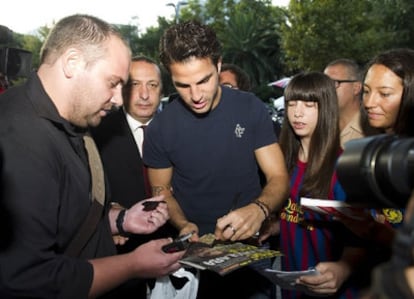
[{"x1": 64, "y1": 134, "x2": 106, "y2": 257}]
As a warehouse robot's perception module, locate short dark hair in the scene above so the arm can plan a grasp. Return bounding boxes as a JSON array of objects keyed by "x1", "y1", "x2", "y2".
[
  {"x1": 325, "y1": 58, "x2": 362, "y2": 81},
  {"x1": 159, "y1": 21, "x2": 222, "y2": 73},
  {"x1": 40, "y1": 14, "x2": 127, "y2": 65},
  {"x1": 221, "y1": 63, "x2": 251, "y2": 91}
]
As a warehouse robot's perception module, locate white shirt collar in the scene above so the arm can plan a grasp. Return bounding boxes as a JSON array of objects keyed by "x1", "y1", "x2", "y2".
[{"x1": 124, "y1": 108, "x2": 152, "y2": 131}]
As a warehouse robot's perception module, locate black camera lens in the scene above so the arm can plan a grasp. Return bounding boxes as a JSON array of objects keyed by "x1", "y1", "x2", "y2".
[{"x1": 338, "y1": 134, "x2": 414, "y2": 208}]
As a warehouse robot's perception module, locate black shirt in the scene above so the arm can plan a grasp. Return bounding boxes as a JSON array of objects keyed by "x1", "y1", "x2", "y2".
[{"x1": 0, "y1": 73, "x2": 116, "y2": 299}]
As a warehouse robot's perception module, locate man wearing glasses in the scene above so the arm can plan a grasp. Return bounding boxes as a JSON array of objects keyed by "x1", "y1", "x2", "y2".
[{"x1": 324, "y1": 58, "x2": 375, "y2": 147}]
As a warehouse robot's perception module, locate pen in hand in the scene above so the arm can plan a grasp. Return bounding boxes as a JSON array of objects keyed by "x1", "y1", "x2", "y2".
[{"x1": 221, "y1": 193, "x2": 241, "y2": 237}]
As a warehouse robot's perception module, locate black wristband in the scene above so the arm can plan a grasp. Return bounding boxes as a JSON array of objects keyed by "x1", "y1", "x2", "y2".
[{"x1": 116, "y1": 209, "x2": 131, "y2": 237}]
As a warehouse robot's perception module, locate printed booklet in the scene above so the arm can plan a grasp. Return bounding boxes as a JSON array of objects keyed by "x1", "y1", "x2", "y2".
[
  {"x1": 260, "y1": 268, "x2": 321, "y2": 295},
  {"x1": 179, "y1": 234, "x2": 282, "y2": 276},
  {"x1": 180, "y1": 234, "x2": 325, "y2": 294},
  {"x1": 300, "y1": 197, "x2": 367, "y2": 220}
]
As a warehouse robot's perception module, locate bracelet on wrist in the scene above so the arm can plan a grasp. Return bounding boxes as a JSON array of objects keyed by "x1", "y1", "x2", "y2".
[
  {"x1": 257, "y1": 199, "x2": 271, "y2": 215},
  {"x1": 253, "y1": 200, "x2": 270, "y2": 219},
  {"x1": 116, "y1": 209, "x2": 131, "y2": 237}
]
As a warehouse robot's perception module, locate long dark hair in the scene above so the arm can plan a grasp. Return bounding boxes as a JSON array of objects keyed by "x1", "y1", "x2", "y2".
[
  {"x1": 279, "y1": 72, "x2": 341, "y2": 197},
  {"x1": 364, "y1": 48, "x2": 414, "y2": 137}
]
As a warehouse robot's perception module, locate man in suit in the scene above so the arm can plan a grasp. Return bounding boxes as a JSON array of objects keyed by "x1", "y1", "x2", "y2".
[{"x1": 91, "y1": 56, "x2": 176, "y2": 298}]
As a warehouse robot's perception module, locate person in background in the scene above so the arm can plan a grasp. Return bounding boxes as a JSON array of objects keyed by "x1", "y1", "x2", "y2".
[
  {"x1": 219, "y1": 63, "x2": 251, "y2": 91},
  {"x1": 0, "y1": 14, "x2": 184, "y2": 299},
  {"x1": 91, "y1": 55, "x2": 176, "y2": 298},
  {"x1": 336, "y1": 48, "x2": 412, "y2": 250},
  {"x1": 324, "y1": 58, "x2": 376, "y2": 148},
  {"x1": 340, "y1": 48, "x2": 414, "y2": 298},
  {"x1": 363, "y1": 48, "x2": 414, "y2": 137},
  {"x1": 0, "y1": 72, "x2": 7, "y2": 93},
  {"x1": 277, "y1": 72, "x2": 366, "y2": 299},
  {"x1": 144, "y1": 20, "x2": 289, "y2": 299}
]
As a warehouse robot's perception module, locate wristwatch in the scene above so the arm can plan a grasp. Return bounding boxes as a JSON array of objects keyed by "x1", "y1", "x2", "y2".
[{"x1": 116, "y1": 209, "x2": 131, "y2": 237}]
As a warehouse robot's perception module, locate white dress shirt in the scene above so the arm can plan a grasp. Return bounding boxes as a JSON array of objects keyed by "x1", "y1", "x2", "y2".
[{"x1": 125, "y1": 111, "x2": 152, "y2": 157}]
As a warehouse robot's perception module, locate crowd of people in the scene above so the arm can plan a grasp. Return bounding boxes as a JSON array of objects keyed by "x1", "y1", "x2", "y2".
[{"x1": 1, "y1": 13, "x2": 414, "y2": 299}]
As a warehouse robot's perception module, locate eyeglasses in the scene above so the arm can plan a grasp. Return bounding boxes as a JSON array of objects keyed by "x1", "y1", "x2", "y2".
[{"x1": 333, "y1": 79, "x2": 358, "y2": 88}]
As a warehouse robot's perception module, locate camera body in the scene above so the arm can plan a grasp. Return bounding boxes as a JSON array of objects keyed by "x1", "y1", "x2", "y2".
[{"x1": 337, "y1": 134, "x2": 414, "y2": 208}]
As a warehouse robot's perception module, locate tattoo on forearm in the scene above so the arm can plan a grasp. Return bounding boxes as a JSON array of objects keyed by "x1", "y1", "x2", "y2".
[{"x1": 152, "y1": 186, "x2": 167, "y2": 196}]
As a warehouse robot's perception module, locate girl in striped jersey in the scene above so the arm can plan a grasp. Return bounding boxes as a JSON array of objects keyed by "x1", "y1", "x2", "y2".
[{"x1": 277, "y1": 72, "x2": 366, "y2": 299}]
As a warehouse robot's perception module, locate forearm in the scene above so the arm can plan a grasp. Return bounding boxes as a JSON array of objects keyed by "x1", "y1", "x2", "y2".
[
  {"x1": 405, "y1": 267, "x2": 414, "y2": 294},
  {"x1": 152, "y1": 185, "x2": 189, "y2": 231},
  {"x1": 254, "y1": 143, "x2": 289, "y2": 214},
  {"x1": 88, "y1": 253, "x2": 134, "y2": 298},
  {"x1": 89, "y1": 239, "x2": 184, "y2": 298},
  {"x1": 256, "y1": 175, "x2": 289, "y2": 214},
  {"x1": 165, "y1": 195, "x2": 190, "y2": 231},
  {"x1": 369, "y1": 221, "x2": 396, "y2": 246},
  {"x1": 340, "y1": 246, "x2": 367, "y2": 273}
]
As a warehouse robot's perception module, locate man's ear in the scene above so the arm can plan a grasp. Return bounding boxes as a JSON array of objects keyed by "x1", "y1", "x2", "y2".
[
  {"x1": 354, "y1": 81, "x2": 363, "y2": 96},
  {"x1": 217, "y1": 58, "x2": 222, "y2": 73},
  {"x1": 61, "y1": 48, "x2": 82, "y2": 78}
]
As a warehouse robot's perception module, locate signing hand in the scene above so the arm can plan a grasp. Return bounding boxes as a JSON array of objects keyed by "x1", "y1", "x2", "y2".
[{"x1": 215, "y1": 203, "x2": 266, "y2": 242}]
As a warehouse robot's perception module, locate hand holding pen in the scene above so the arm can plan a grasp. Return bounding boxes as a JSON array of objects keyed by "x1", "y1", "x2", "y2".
[{"x1": 214, "y1": 193, "x2": 264, "y2": 242}]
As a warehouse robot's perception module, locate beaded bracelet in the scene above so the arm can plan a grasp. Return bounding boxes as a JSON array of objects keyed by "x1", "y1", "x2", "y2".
[{"x1": 253, "y1": 200, "x2": 270, "y2": 218}]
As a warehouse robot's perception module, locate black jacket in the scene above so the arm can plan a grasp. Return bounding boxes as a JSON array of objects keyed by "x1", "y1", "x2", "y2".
[
  {"x1": 91, "y1": 109, "x2": 147, "y2": 209},
  {"x1": 0, "y1": 73, "x2": 115, "y2": 299}
]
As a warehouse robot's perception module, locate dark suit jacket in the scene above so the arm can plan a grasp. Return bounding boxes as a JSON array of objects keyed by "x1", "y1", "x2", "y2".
[
  {"x1": 91, "y1": 109, "x2": 147, "y2": 209},
  {"x1": 91, "y1": 109, "x2": 176, "y2": 252},
  {"x1": 91, "y1": 109, "x2": 177, "y2": 299}
]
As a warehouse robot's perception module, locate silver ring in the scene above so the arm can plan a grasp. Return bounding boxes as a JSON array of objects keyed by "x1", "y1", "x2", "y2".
[{"x1": 228, "y1": 225, "x2": 236, "y2": 234}]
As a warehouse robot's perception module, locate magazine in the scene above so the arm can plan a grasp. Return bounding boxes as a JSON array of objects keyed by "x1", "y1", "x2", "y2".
[
  {"x1": 260, "y1": 267, "x2": 321, "y2": 295},
  {"x1": 179, "y1": 234, "x2": 282, "y2": 276},
  {"x1": 300, "y1": 197, "x2": 367, "y2": 220}
]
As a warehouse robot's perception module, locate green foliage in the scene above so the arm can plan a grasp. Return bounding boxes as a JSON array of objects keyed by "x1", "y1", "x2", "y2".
[
  {"x1": 372, "y1": 0, "x2": 414, "y2": 49},
  {"x1": 218, "y1": 7, "x2": 285, "y2": 89},
  {"x1": 4, "y1": 0, "x2": 414, "y2": 99},
  {"x1": 37, "y1": 25, "x2": 52, "y2": 40},
  {"x1": 175, "y1": 0, "x2": 287, "y2": 99},
  {"x1": 18, "y1": 35, "x2": 42, "y2": 68},
  {"x1": 116, "y1": 24, "x2": 141, "y2": 55},
  {"x1": 0, "y1": 25, "x2": 14, "y2": 44},
  {"x1": 1, "y1": 25, "x2": 49, "y2": 71},
  {"x1": 281, "y1": 0, "x2": 409, "y2": 72},
  {"x1": 133, "y1": 17, "x2": 173, "y2": 60}
]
